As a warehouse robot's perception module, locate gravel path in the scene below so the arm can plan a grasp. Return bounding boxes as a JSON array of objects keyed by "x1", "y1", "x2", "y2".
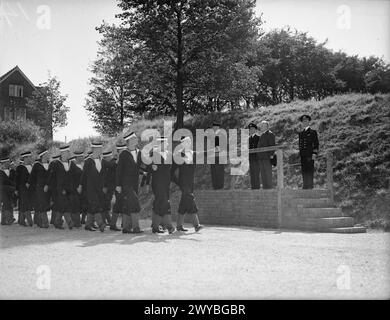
[{"x1": 0, "y1": 220, "x2": 389, "y2": 299}]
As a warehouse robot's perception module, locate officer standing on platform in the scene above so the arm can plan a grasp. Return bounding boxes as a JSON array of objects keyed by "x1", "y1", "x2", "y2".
[
  {"x1": 115, "y1": 132, "x2": 144, "y2": 234},
  {"x1": 29, "y1": 149, "x2": 50, "y2": 228},
  {"x1": 298, "y1": 114, "x2": 319, "y2": 189},
  {"x1": 258, "y1": 121, "x2": 276, "y2": 189},
  {"x1": 15, "y1": 151, "x2": 34, "y2": 227},
  {"x1": 79, "y1": 141, "x2": 105, "y2": 232},
  {"x1": 0, "y1": 157, "x2": 15, "y2": 225},
  {"x1": 248, "y1": 123, "x2": 260, "y2": 189},
  {"x1": 209, "y1": 122, "x2": 225, "y2": 190}
]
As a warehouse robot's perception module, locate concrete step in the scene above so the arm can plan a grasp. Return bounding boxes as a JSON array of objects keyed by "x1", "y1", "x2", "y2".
[
  {"x1": 285, "y1": 189, "x2": 330, "y2": 199},
  {"x1": 301, "y1": 207, "x2": 343, "y2": 218},
  {"x1": 294, "y1": 198, "x2": 335, "y2": 208},
  {"x1": 302, "y1": 217, "x2": 355, "y2": 230},
  {"x1": 327, "y1": 226, "x2": 367, "y2": 233}
]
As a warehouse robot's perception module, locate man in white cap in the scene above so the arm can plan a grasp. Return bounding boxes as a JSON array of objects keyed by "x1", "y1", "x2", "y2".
[
  {"x1": 148, "y1": 135, "x2": 175, "y2": 234},
  {"x1": 0, "y1": 157, "x2": 15, "y2": 225},
  {"x1": 79, "y1": 140, "x2": 105, "y2": 232},
  {"x1": 115, "y1": 132, "x2": 144, "y2": 234},
  {"x1": 15, "y1": 151, "x2": 34, "y2": 226},
  {"x1": 28, "y1": 149, "x2": 50, "y2": 228},
  {"x1": 171, "y1": 136, "x2": 204, "y2": 232},
  {"x1": 45, "y1": 152, "x2": 62, "y2": 225}
]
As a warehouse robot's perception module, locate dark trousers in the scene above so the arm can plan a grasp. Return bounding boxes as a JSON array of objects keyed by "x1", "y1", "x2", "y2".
[
  {"x1": 71, "y1": 213, "x2": 81, "y2": 227},
  {"x1": 210, "y1": 164, "x2": 225, "y2": 189},
  {"x1": 249, "y1": 159, "x2": 260, "y2": 189},
  {"x1": 259, "y1": 159, "x2": 273, "y2": 189},
  {"x1": 301, "y1": 156, "x2": 314, "y2": 189}
]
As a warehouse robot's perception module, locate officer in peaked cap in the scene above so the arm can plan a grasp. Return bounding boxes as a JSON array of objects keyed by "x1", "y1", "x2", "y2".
[
  {"x1": 248, "y1": 122, "x2": 260, "y2": 189},
  {"x1": 298, "y1": 114, "x2": 319, "y2": 189}
]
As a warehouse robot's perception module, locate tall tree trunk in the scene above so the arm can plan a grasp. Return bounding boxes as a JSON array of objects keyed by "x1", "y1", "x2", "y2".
[{"x1": 175, "y1": 6, "x2": 184, "y2": 130}]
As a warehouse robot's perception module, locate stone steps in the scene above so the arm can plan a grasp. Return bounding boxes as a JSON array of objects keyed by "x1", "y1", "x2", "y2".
[
  {"x1": 301, "y1": 207, "x2": 343, "y2": 218},
  {"x1": 327, "y1": 226, "x2": 367, "y2": 233},
  {"x1": 293, "y1": 198, "x2": 335, "y2": 208}
]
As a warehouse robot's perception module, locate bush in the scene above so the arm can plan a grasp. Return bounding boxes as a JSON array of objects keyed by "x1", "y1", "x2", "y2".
[{"x1": 0, "y1": 120, "x2": 43, "y2": 158}]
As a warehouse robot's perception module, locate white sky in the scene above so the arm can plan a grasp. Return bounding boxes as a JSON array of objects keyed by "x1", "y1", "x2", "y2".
[{"x1": 0, "y1": 0, "x2": 389, "y2": 142}]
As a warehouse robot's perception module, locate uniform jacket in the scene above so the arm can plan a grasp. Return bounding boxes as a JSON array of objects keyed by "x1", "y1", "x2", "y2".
[
  {"x1": 257, "y1": 130, "x2": 276, "y2": 160},
  {"x1": 15, "y1": 164, "x2": 32, "y2": 211},
  {"x1": 28, "y1": 161, "x2": 50, "y2": 212},
  {"x1": 249, "y1": 133, "x2": 260, "y2": 161},
  {"x1": 299, "y1": 127, "x2": 319, "y2": 157},
  {"x1": 80, "y1": 157, "x2": 104, "y2": 213}
]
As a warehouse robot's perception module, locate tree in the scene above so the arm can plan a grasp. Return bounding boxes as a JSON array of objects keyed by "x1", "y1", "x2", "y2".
[
  {"x1": 116, "y1": 0, "x2": 262, "y2": 128},
  {"x1": 26, "y1": 74, "x2": 69, "y2": 139}
]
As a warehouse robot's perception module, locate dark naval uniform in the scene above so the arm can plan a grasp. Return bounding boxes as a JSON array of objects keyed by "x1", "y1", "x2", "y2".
[
  {"x1": 46, "y1": 159, "x2": 61, "y2": 225},
  {"x1": 171, "y1": 151, "x2": 198, "y2": 215},
  {"x1": 258, "y1": 130, "x2": 276, "y2": 189},
  {"x1": 80, "y1": 157, "x2": 105, "y2": 230},
  {"x1": 299, "y1": 127, "x2": 319, "y2": 189},
  {"x1": 210, "y1": 136, "x2": 225, "y2": 189},
  {"x1": 15, "y1": 164, "x2": 33, "y2": 226},
  {"x1": 115, "y1": 149, "x2": 142, "y2": 232},
  {"x1": 67, "y1": 161, "x2": 83, "y2": 227},
  {"x1": 249, "y1": 133, "x2": 260, "y2": 189},
  {"x1": 0, "y1": 169, "x2": 15, "y2": 225},
  {"x1": 28, "y1": 161, "x2": 50, "y2": 228},
  {"x1": 101, "y1": 158, "x2": 117, "y2": 225}
]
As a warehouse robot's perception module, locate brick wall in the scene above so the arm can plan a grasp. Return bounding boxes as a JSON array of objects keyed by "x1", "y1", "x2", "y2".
[{"x1": 170, "y1": 189, "x2": 279, "y2": 228}]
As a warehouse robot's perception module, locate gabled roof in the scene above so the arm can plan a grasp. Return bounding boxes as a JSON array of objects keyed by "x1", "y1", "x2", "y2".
[{"x1": 0, "y1": 65, "x2": 36, "y2": 89}]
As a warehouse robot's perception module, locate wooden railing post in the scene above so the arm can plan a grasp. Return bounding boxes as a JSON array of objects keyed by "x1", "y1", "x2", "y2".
[
  {"x1": 276, "y1": 149, "x2": 284, "y2": 229},
  {"x1": 326, "y1": 152, "x2": 334, "y2": 204}
]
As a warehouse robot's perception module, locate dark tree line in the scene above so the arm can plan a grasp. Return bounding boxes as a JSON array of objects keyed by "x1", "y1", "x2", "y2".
[{"x1": 85, "y1": 0, "x2": 390, "y2": 135}]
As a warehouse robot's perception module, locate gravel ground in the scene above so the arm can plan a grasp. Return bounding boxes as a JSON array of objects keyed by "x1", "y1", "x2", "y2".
[{"x1": 0, "y1": 219, "x2": 389, "y2": 299}]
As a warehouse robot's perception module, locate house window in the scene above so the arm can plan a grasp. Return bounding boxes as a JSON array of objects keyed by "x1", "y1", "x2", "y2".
[
  {"x1": 9, "y1": 84, "x2": 24, "y2": 97},
  {"x1": 3, "y1": 107, "x2": 26, "y2": 120}
]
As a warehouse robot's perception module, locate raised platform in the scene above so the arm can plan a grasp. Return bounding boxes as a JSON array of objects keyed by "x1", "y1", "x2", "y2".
[{"x1": 170, "y1": 189, "x2": 366, "y2": 233}]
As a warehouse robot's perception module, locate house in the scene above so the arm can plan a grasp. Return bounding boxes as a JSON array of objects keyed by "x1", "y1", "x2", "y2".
[{"x1": 0, "y1": 65, "x2": 52, "y2": 138}]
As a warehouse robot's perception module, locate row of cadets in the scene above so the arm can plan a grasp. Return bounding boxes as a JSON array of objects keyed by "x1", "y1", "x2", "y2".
[
  {"x1": 115, "y1": 131, "x2": 144, "y2": 234},
  {"x1": 171, "y1": 136, "x2": 203, "y2": 232},
  {"x1": 0, "y1": 157, "x2": 16, "y2": 225}
]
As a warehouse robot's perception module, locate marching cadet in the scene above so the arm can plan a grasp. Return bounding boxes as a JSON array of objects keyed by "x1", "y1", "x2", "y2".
[
  {"x1": 101, "y1": 150, "x2": 116, "y2": 227},
  {"x1": 9, "y1": 161, "x2": 17, "y2": 220},
  {"x1": 149, "y1": 136, "x2": 175, "y2": 234},
  {"x1": 258, "y1": 120, "x2": 276, "y2": 189},
  {"x1": 113, "y1": 143, "x2": 126, "y2": 231},
  {"x1": 48, "y1": 145, "x2": 74, "y2": 230},
  {"x1": 78, "y1": 141, "x2": 105, "y2": 232},
  {"x1": 15, "y1": 151, "x2": 34, "y2": 227},
  {"x1": 80, "y1": 151, "x2": 92, "y2": 225},
  {"x1": 248, "y1": 123, "x2": 260, "y2": 189},
  {"x1": 209, "y1": 122, "x2": 225, "y2": 190},
  {"x1": 115, "y1": 132, "x2": 144, "y2": 234},
  {"x1": 298, "y1": 114, "x2": 319, "y2": 189},
  {"x1": 28, "y1": 149, "x2": 50, "y2": 228},
  {"x1": 45, "y1": 152, "x2": 62, "y2": 226},
  {"x1": 0, "y1": 157, "x2": 15, "y2": 225},
  {"x1": 67, "y1": 151, "x2": 84, "y2": 228},
  {"x1": 171, "y1": 136, "x2": 203, "y2": 232}
]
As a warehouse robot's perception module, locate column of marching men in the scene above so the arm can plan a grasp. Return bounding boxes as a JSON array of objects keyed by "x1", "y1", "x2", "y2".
[{"x1": 0, "y1": 131, "x2": 204, "y2": 234}]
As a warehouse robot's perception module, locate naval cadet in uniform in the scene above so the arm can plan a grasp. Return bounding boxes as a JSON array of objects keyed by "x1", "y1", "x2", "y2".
[
  {"x1": 248, "y1": 122, "x2": 260, "y2": 189},
  {"x1": 257, "y1": 121, "x2": 276, "y2": 189},
  {"x1": 0, "y1": 157, "x2": 15, "y2": 225},
  {"x1": 298, "y1": 114, "x2": 319, "y2": 189}
]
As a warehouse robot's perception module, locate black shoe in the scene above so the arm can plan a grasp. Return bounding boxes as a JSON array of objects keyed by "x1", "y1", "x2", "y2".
[
  {"x1": 168, "y1": 227, "x2": 176, "y2": 234},
  {"x1": 131, "y1": 228, "x2": 144, "y2": 234},
  {"x1": 122, "y1": 229, "x2": 131, "y2": 234},
  {"x1": 110, "y1": 226, "x2": 121, "y2": 231},
  {"x1": 152, "y1": 228, "x2": 165, "y2": 234},
  {"x1": 85, "y1": 226, "x2": 96, "y2": 231},
  {"x1": 99, "y1": 224, "x2": 105, "y2": 232},
  {"x1": 176, "y1": 226, "x2": 188, "y2": 232},
  {"x1": 194, "y1": 225, "x2": 204, "y2": 232}
]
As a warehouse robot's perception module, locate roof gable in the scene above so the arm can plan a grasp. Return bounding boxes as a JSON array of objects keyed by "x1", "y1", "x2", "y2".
[{"x1": 0, "y1": 66, "x2": 36, "y2": 90}]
